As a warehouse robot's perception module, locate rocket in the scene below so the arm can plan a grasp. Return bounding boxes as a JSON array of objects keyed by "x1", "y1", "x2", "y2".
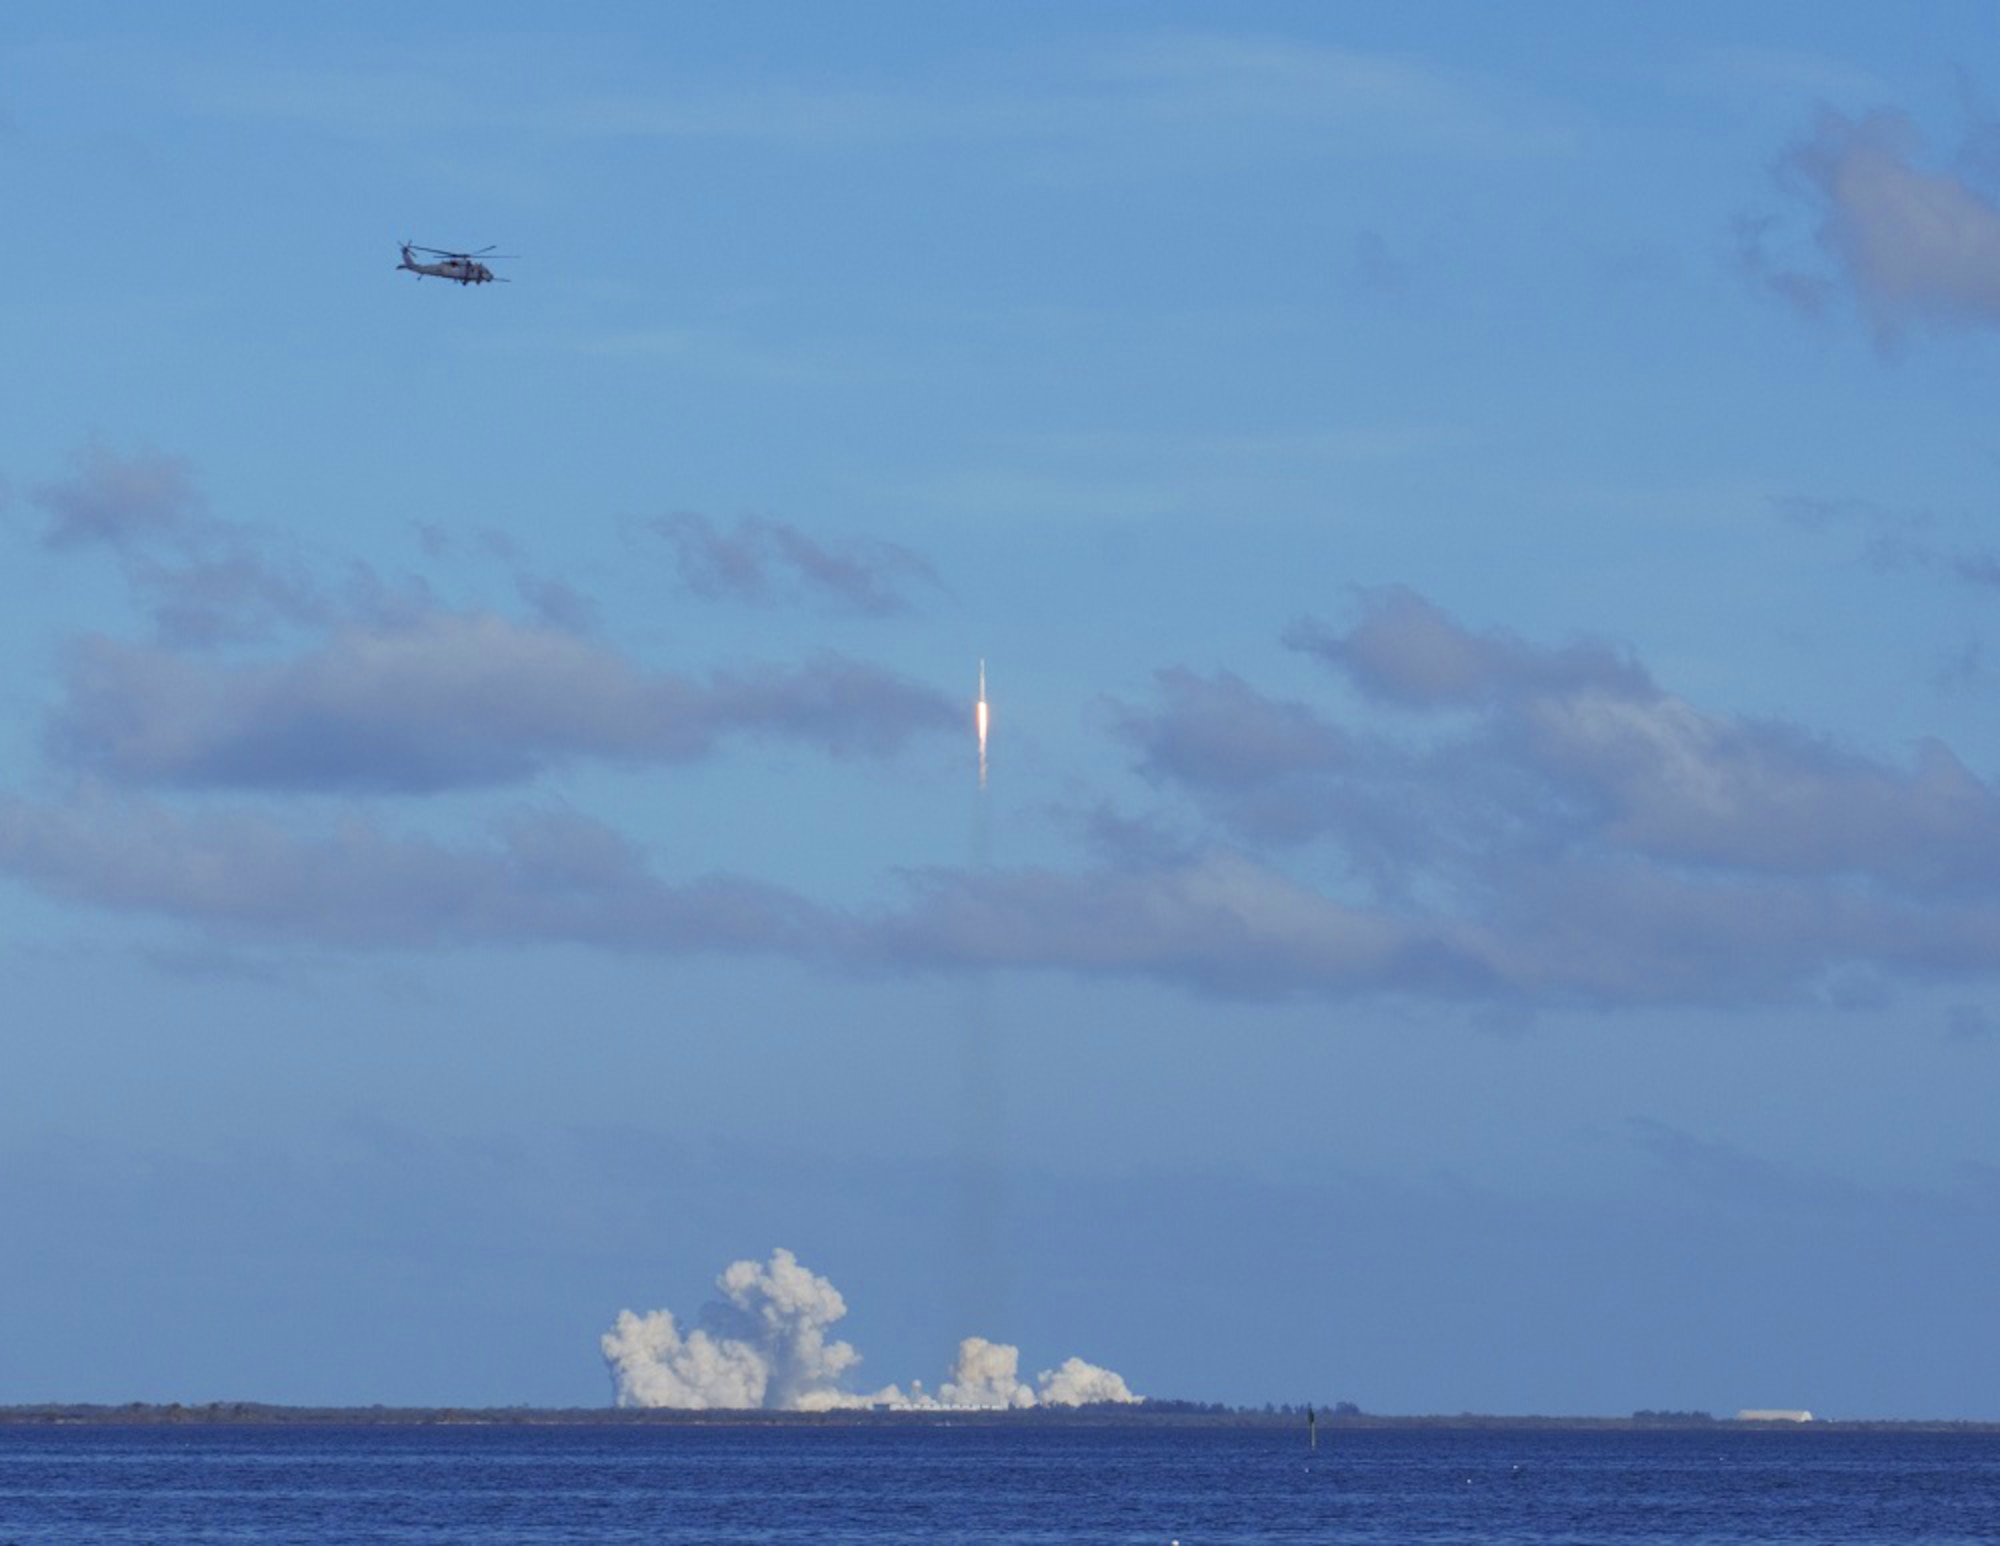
[{"x1": 976, "y1": 659, "x2": 990, "y2": 789}]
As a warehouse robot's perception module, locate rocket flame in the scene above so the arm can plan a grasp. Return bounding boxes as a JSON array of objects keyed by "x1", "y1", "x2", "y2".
[{"x1": 976, "y1": 660, "x2": 989, "y2": 789}]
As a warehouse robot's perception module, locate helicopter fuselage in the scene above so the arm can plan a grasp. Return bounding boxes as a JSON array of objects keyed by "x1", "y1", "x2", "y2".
[{"x1": 398, "y1": 246, "x2": 497, "y2": 285}]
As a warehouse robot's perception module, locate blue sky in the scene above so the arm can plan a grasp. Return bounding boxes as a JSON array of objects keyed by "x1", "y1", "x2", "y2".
[{"x1": 6, "y1": 0, "x2": 2000, "y2": 1417}]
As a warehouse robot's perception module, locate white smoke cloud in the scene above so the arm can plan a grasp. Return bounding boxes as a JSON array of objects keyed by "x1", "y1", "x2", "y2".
[
  {"x1": 599, "y1": 1307, "x2": 774, "y2": 1411},
  {"x1": 602, "y1": 1249, "x2": 1141, "y2": 1411},
  {"x1": 936, "y1": 1336, "x2": 1036, "y2": 1410},
  {"x1": 599, "y1": 1248, "x2": 871, "y2": 1411},
  {"x1": 1037, "y1": 1355, "x2": 1139, "y2": 1406}
]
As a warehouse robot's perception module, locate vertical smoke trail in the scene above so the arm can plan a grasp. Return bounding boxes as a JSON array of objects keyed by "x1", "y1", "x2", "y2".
[
  {"x1": 955, "y1": 960, "x2": 1009, "y2": 1338},
  {"x1": 957, "y1": 657, "x2": 1011, "y2": 1340}
]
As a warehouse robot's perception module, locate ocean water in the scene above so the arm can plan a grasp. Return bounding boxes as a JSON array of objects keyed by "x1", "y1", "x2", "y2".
[{"x1": 0, "y1": 1421, "x2": 1996, "y2": 1543}]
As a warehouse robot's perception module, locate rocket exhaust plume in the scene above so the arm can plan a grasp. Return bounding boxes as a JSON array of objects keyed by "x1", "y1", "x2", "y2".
[
  {"x1": 961, "y1": 658, "x2": 1005, "y2": 1333},
  {"x1": 602, "y1": 1248, "x2": 1139, "y2": 1411},
  {"x1": 976, "y1": 659, "x2": 989, "y2": 789}
]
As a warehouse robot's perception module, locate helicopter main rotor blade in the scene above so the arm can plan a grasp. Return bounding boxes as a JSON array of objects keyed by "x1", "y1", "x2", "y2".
[{"x1": 405, "y1": 245, "x2": 518, "y2": 259}]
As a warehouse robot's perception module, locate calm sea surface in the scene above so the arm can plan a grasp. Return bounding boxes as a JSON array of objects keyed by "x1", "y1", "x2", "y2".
[{"x1": 0, "y1": 1422, "x2": 1995, "y2": 1544}]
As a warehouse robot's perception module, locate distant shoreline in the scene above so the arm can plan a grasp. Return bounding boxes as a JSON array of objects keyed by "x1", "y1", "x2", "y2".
[{"x1": 3, "y1": 1404, "x2": 1996, "y2": 1432}]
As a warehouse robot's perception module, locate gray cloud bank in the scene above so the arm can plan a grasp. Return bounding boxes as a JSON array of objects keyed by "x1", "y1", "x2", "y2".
[
  {"x1": 826, "y1": 589, "x2": 2000, "y2": 1008},
  {"x1": 13, "y1": 443, "x2": 2000, "y2": 1014},
  {"x1": 51, "y1": 616, "x2": 956, "y2": 793},
  {"x1": 12, "y1": 587, "x2": 2000, "y2": 1012},
  {"x1": 23, "y1": 444, "x2": 958, "y2": 792},
  {"x1": 0, "y1": 794, "x2": 823, "y2": 954},
  {"x1": 1080, "y1": 587, "x2": 2000, "y2": 1005}
]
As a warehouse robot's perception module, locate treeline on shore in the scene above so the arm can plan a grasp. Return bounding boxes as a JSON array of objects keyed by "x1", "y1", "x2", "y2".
[{"x1": 2, "y1": 1401, "x2": 1996, "y2": 1432}]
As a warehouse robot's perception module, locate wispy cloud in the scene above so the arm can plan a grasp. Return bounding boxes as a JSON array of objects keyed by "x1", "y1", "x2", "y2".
[
  {"x1": 564, "y1": 30, "x2": 1569, "y2": 164},
  {"x1": 26, "y1": 440, "x2": 368, "y2": 648},
  {"x1": 1627, "y1": 1118, "x2": 1864, "y2": 1214},
  {"x1": 1284, "y1": 586, "x2": 1650, "y2": 710},
  {"x1": 169, "y1": 29, "x2": 1569, "y2": 169},
  {"x1": 0, "y1": 792, "x2": 831, "y2": 956},
  {"x1": 31, "y1": 441, "x2": 204, "y2": 551},
  {"x1": 868, "y1": 853, "x2": 1478, "y2": 1001},
  {"x1": 647, "y1": 512, "x2": 938, "y2": 617},
  {"x1": 1775, "y1": 493, "x2": 2000, "y2": 594},
  {"x1": 562, "y1": 327, "x2": 848, "y2": 387},
  {"x1": 1689, "y1": 46, "x2": 1891, "y2": 108},
  {"x1": 1748, "y1": 108, "x2": 2000, "y2": 340},
  {"x1": 1081, "y1": 31, "x2": 1572, "y2": 160}
]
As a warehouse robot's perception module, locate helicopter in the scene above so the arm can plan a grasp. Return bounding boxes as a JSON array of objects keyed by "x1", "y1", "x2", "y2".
[{"x1": 397, "y1": 242, "x2": 514, "y2": 286}]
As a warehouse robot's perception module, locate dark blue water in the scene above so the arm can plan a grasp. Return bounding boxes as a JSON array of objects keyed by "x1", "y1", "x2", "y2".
[{"x1": 0, "y1": 1422, "x2": 1996, "y2": 1543}]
